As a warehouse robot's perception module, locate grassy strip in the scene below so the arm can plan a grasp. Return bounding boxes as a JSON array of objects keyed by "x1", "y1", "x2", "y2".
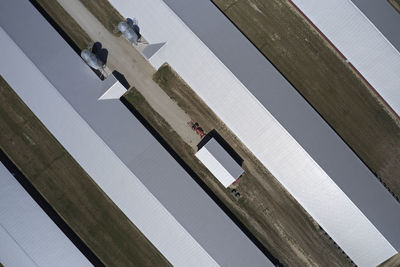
[
  {"x1": 34, "y1": 0, "x2": 91, "y2": 50},
  {"x1": 80, "y1": 0, "x2": 124, "y2": 34},
  {"x1": 212, "y1": 0, "x2": 400, "y2": 201},
  {"x1": 34, "y1": 0, "x2": 124, "y2": 51},
  {"x1": 0, "y1": 76, "x2": 170, "y2": 267},
  {"x1": 379, "y1": 252, "x2": 400, "y2": 267},
  {"x1": 388, "y1": 0, "x2": 400, "y2": 14},
  {"x1": 123, "y1": 64, "x2": 352, "y2": 266}
]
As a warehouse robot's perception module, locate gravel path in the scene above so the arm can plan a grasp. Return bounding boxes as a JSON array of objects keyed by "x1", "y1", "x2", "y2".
[{"x1": 57, "y1": 0, "x2": 200, "y2": 148}]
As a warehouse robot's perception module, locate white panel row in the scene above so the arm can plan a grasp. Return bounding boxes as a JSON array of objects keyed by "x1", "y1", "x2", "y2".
[
  {"x1": 0, "y1": 27, "x2": 218, "y2": 267},
  {"x1": 291, "y1": 0, "x2": 400, "y2": 116},
  {"x1": 106, "y1": 1, "x2": 397, "y2": 265},
  {"x1": 0, "y1": 162, "x2": 91, "y2": 267}
]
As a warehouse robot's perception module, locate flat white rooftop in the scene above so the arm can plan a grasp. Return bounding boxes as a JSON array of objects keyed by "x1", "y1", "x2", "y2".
[
  {"x1": 351, "y1": 0, "x2": 400, "y2": 52},
  {"x1": 0, "y1": 26, "x2": 217, "y2": 267},
  {"x1": 0, "y1": 161, "x2": 91, "y2": 267},
  {"x1": 290, "y1": 0, "x2": 400, "y2": 117},
  {"x1": 196, "y1": 148, "x2": 235, "y2": 188},
  {"x1": 107, "y1": 0, "x2": 399, "y2": 265},
  {"x1": 98, "y1": 79, "x2": 126, "y2": 100},
  {"x1": 0, "y1": 1, "x2": 271, "y2": 266},
  {"x1": 196, "y1": 138, "x2": 243, "y2": 188}
]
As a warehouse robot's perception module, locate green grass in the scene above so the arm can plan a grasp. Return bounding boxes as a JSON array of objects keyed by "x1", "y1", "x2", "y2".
[
  {"x1": 212, "y1": 0, "x2": 400, "y2": 202},
  {"x1": 123, "y1": 64, "x2": 353, "y2": 266},
  {"x1": 0, "y1": 76, "x2": 171, "y2": 267}
]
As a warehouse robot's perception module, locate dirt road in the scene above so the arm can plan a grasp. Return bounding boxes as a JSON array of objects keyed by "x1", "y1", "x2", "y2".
[{"x1": 57, "y1": 0, "x2": 200, "y2": 148}]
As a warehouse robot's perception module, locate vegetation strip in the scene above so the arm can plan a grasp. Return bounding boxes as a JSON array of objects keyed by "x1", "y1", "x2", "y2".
[
  {"x1": 388, "y1": 0, "x2": 400, "y2": 14},
  {"x1": 0, "y1": 149, "x2": 103, "y2": 266},
  {"x1": 0, "y1": 76, "x2": 170, "y2": 267},
  {"x1": 80, "y1": 0, "x2": 124, "y2": 34},
  {"x1": 31, "y1": 0, "x2": 91, "y2": 52},
  {"x1": 212, "y1": 0, "x2": 400, "y2": 201}
]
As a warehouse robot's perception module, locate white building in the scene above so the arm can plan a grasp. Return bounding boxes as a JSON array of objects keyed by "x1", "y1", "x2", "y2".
[
  {"x1": 0, "y1": 1, "x2": 272, "y2": 266},
  {"x1": 196, "y1": 137, "x2": 243, "y2": 188},
  {"x1": 0, "y1": 162, "x2": 91, "y2": 267},
  {"x1": 106, "y1": 0, "x2": 399, "y2": 266},
  {"x1": 0, "y1": 18, "x2": 217, "y2": 267}
]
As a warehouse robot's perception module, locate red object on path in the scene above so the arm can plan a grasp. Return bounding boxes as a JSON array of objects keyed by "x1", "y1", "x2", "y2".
[{"x1": 188, "y1": 120, "x2": 206, "y2": 138}]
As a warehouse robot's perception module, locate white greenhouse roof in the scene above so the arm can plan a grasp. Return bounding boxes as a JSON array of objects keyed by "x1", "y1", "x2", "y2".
[
  {"x1": 0, "y1": 26, "x2": 218, "y2": 267},
  {"x1": 290, "y1": 0, "x2": 400, "y2": 117},
  {"x1": 0, "y1": 162, "x2": 91, "y2": 267},
  {"x1": 196, "y1": 147, "x2": 236, "y2": 188},
  {"x1": 106, "y1": 0, "x2": 398, "y2": 265},
  {"x1": 0, "y1": 1, "x2": 271, "y2": 265}
]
